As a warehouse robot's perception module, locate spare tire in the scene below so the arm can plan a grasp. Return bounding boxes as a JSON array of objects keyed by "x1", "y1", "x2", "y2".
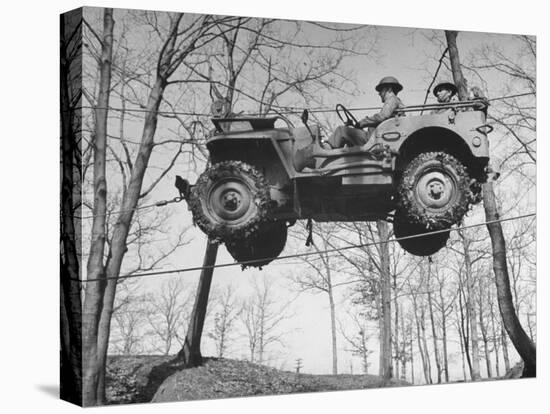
[
  {"x1": 189, "y1": 161, "x2": 272, "y2": 242},
  {"x1": 398, "y1": 151, "x2": 471, "y2": 230}
]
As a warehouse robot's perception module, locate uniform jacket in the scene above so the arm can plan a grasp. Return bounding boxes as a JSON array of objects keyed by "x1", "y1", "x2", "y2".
[{"x1": 360, "y1": 94, "x2": 404, "y2": 127}]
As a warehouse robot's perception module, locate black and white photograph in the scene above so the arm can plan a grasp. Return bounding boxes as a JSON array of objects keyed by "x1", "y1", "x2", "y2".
[{"x1": 54, "y1": 0, "x2": 541, "y2": 410}]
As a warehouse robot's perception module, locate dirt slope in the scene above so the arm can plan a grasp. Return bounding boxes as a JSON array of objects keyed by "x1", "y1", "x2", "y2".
[{"x1": 106, "y1": 356, "x2": 406, "y2": 404}]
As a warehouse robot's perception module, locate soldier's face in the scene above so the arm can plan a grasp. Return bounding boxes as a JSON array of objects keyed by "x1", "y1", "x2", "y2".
[
  {"x1": 436, "y1": 88, "x2": 452, "y2": 103},
  {"x1": 379, "y1": 87, "x2": 391, "y2": 102}
]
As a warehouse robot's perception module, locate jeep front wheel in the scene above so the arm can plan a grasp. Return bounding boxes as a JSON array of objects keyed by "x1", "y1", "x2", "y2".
[
  {"x1": 189, "y1": 161, "x2": 272, "y2": 241},
  {"x1": 398, "y1": 151, "x2": 470, "y2": 230}
]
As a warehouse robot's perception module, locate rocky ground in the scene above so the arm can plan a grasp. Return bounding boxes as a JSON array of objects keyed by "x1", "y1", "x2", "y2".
[{"x1": 106, "y1": 356, "x2": 407, "y2": 405}]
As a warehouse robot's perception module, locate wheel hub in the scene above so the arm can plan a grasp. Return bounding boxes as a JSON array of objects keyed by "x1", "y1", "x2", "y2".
[
  {"x1": 221, "y1": 191, "x2": 241, "y2": 211},
  {"x1": 428, "y1": 181, "x2": 444, "y2": 199},
  {"x1": 416, "y1": 171, "x2": 454, "y2": 210},
  {"x1": 209, "y1": 179, "x2": 252, "y2": 223}
]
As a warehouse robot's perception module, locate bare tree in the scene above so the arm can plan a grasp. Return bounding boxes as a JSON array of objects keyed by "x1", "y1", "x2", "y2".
[
  {"x1": 326, "y1": 220, "x2": 408, "y2": 381},
  {"x1": 81, "y1": 10, "x2": 237, "y2": 405},
  {"x1": 376, "y1": 220, "x2": 393, "y2": 381},
  {"x1": 240, "y1": 275, "x2": 291, "y2": 364},
  {"x1": 425, "y1": 260, "x2": 443, "y2": 383},
  {"x1": 477, "y1": 270, "x2": 493, "y2": 378},
  {"x1": 445, "y1": 30, "x2": 536, "y2": 378},
  {"x1": 339, "y1": 311, "x2": 374, "y2": 374},
  {"x1": 292, "y1": 222, "x2": 346, "y2": 375},
  {"x1": 455, "y1": 315, "x2": 468, "y2": 381},
  {"x1": 397, "y1": 309, "x2": 414, "y2": 382},
  {"x1": 431, "y1": 261, "x2": 456, "y2": 382},
  {"x1": 144, "y1": 278, "x2": 194, "y2": 355},
  {"x1": 458, "y1": 230, "x2": 481, "y2": 381},
  {"x1": 207, "y1": 284, "x2": 242, "y2": 358},
  {"x1": 60, "y1": 9, "x2": 84, "y2": 405},
  {"x1": 81, "y1": 9, "x2": 115, "y2": 405},
  {"x1": 411, "y1": 284, "x2": 432, "y2": 384},
  {"x1": 465, "y1": 35, "x2": 535, "y2": 165},
  {"x1": 110, "y1": 282, "x2": 147, "y2": 355}
]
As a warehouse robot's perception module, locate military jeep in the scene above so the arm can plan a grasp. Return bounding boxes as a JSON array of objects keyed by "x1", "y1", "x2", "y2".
[{"x1": 180, "y1": 100, "x2": 491, "y2": 267}]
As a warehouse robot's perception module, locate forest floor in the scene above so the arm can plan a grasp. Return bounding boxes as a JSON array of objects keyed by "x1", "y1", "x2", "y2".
[{"x1": 105, "y1": 355, "x2": 407, "y2": 405}]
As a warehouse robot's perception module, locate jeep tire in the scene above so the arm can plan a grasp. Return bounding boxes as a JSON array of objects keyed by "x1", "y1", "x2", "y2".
[
  {"x1": 189, "y1": 161, "x2": 272, "y2": 242},
  {"x1": 225, "y1": 220, "x2": 288, "y2": 269},
  {"x1": 398, "y1": 151, "x2": 471, "y2": 230},
  {"x1": 393, "y1": 214, "x2": 450, "y2": 256}
]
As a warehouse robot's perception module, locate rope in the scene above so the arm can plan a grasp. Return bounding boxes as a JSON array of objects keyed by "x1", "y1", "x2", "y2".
[
  {"x1": 71, "y1": 196, "x2": 183, "y2": 220},
  {"x1": 63, "y1": 91, "x2": 535, "y2": 118},
  {"x1": 487, "y1": 92, "x2": 534, "y2": 102},
  {"x1": 67, "y1": 89, "x2": 536, "y2": 221},
  {"x1": 73, "y1": 212, "x2": 535, "y2": 283}
]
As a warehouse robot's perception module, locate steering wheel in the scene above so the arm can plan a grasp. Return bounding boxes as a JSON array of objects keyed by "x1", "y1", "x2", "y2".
[{"x1": 336, "y1": 104, "x2": 359, "y2": 127}]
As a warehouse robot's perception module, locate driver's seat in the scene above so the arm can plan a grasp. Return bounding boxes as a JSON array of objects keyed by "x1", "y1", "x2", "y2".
[{"x1": 292, "y1": 125, "x2": 337, "y2": 171}]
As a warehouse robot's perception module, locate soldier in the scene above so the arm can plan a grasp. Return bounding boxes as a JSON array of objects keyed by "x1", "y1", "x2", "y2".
[
  {"x1": 469, "y1": 86, "x2": 489, "y2": 114},
  {"x1": 431, "y1": 81, "x2": 458, "y2": 114},
  {"x1": 327, "y1": 76, "x2": 405, "y2": 148}
]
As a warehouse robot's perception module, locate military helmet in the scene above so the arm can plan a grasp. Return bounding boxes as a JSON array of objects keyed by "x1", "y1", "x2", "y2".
[
  {"x1": 375, "y1": 76, "x2": 403, "y2": 93},
  {"x1": 433, "y1": 81, "x2": 458, "y2": 97}
]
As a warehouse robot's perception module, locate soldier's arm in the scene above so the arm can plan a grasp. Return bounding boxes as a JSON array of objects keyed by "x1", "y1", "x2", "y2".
[{"x1": 358, "y1": 96, "x2": 400, "y2": 128}]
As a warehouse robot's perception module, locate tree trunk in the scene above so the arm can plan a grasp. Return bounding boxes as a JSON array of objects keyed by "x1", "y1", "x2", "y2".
[
  {"x1": 483, "y1": 183, "x2": 536, "y2": 376},
  {"x1": 501, "y1": 325, "x2": 511, "y2": 372},
  {"x1": 176, "y1": 239, "x2": 219, "y2": 366},
  {"x1": 478, "y1": 279, "x2": 492, "y2": 378},
  {"x1": 445, "y1": 29, "x2": 536, "y2": 378},
  {"x1": 412, "y1": 288, "x2": 432, "y2": 385},
  {"x1": 377, "y1": 220, "x2": 392, "y2": 381},
  {"x1": 362, "y1": 334, "x2": 369, "y2": 374},
  {"x1": 326, "y1": 265, "x2": 338, "y2": 375},
  {"x1": 95, "y1": 75, "x2": 168, "y2": 403},
  {"x1": 444, "y1": 31, "x2": 469, "y2": 99},
  {"x1": 526, "y1": 312, "x2": 535, "y2": 342},
  {"x1": 414, "y1": 315, "x2": 427, "y2": 383},
  {"x1": 409, "y1": 337, "x2": 415, "y2": 384},
  {"x1": 489, "y1": 297, "x2": 501, "y2": 377},
  {"x1": 258, "y1": 302, "x2": 266, "y2": 364},
  {"x1": 438, "y1": 281, "x2": 450, "y2": 382},
  {"x1": 400, "y1": 311, "x2": 407, "y2": 381},
  {"x1": 60, "y1": 9, "x2": 83, "y2": 406},
  {"x1": 427, "y1": 263, "x2": 442, "y2": 383},
  {"x1": 81, "y1": 9, "x2": 114, "y2": 406},
  {"x1": 419, "y1": 304, "x2": 433, "y2": 384},
  {"x1": 457, "y1": 320, "x2": 468, "y2": 381},
  {"x1": 463, "y1": 234, "x2": 481, "y2": 381},
  {"x1": 393, "y1": 279, "x2": 400, "y2": 376}
]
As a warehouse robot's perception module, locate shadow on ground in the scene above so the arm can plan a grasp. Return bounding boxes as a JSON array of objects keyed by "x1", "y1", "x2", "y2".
[{"x1": 36, "y1": 384, "x2": 59, "y2": 399}]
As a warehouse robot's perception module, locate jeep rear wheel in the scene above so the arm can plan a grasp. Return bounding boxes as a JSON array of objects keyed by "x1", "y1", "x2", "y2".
[
  {"x1": 398, "y1": 151, "x2": 470, "y2": 230},
  {"x1": 225, "y1": 221, "x2": 288, "y2": 269},
  {"x1": 393, "y1": 215, "x2": 450, "y2": 256},
  {"x1": 189, "y1": 161, "x2": 272, "y2": 241}
]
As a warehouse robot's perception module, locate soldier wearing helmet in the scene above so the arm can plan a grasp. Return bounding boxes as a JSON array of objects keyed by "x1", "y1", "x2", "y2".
[
  {"x1": 431, "y1": 81, "x2": 458, "y2": 114},
  {"x1": 328, "y1": 76, "x2": 404, "y2": 148}
]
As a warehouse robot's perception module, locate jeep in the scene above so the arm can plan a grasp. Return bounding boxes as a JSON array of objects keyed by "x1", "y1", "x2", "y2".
[{"x1": 178, "y1": 100, "x2": 491, "y2": 267}]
